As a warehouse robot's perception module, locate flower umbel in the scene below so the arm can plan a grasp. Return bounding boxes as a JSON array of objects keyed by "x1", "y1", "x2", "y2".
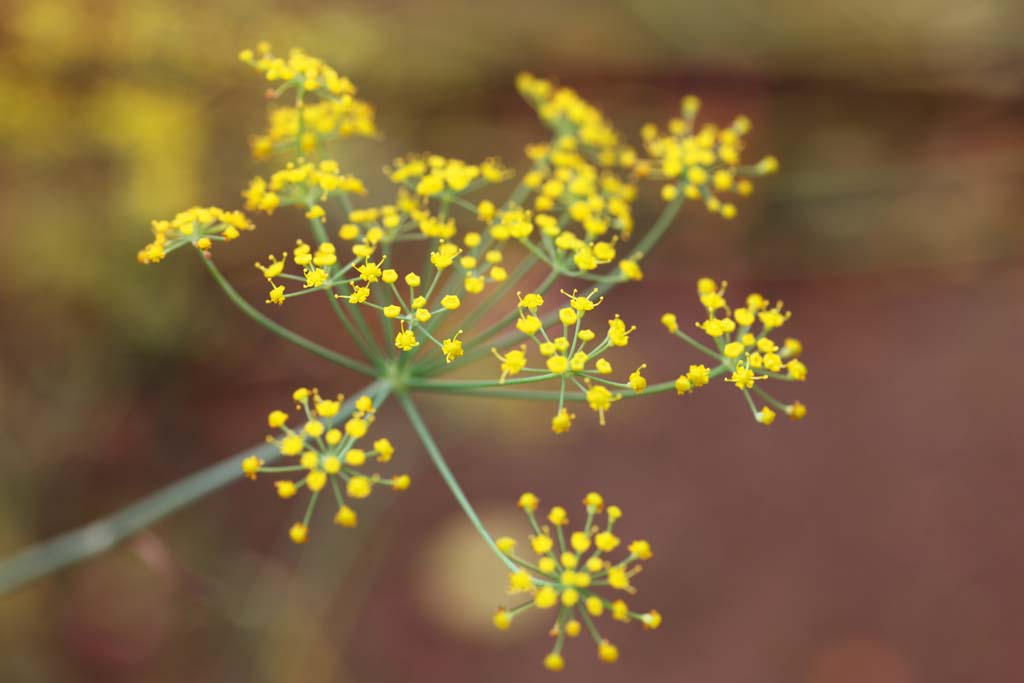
[
  {"x1": 639, "y1": 95, "x2": 778, "y2": 220},
  {"x1": 243, "y1": 387, "x2": 409, "y2": 542},
  {"x1": 663, "y1": 278, "x2": 808, "y2": 423},
  {"x1": 494, "y1": 492, "x2": 660, "y2": 670},
  {"x1": 138, "y1": 206, "x2": 254, "y2": 264},
  {"x1": 491, "y1": 289, "x2": 644, "y2": 432},
  {"x1": 129, "y1": 42, "x2": 804, "y2": 675}
]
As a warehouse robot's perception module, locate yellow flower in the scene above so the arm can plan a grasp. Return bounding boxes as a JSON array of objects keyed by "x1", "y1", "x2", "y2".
[
  {"x1": 241, "y1": 455, "x2": 264, "y2": 480},
  {"x1": 240, "y1": 45, "x2": 376, "y2": 156},
  {"x1": 394, "y1": 323, "x2": 419, "y2": 351},
  {"x1": 289, "y1": 523, "x2": 309, "y2": 544},
  {"x1": 492, "y1": 347, "x2": 528, "y2": 383},
  {"x1": 441, "y1": 331, "x2": 464, "y2": 364},
  {"x1": 551, "y1": 408, "x2": 575, "y2": 434},
  {"x1": 586, "y1": 384, "x2": 619, "y2": 426},
  {"x1": 628, "y1": 365, "x2": 647, "y2": 393}
]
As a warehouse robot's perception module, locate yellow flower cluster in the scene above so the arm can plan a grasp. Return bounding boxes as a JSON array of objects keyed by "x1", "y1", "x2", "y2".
[
  {"x1": 255, "y1": 238, "x2": 361, "y2": 305},
  {"x1": 243, "y1": 160, "x2": 368, "y2": 217},
  {"x1": 239, "y1": 42, "x2": 376, "y2": 159},
  {"x1": 241, "y1": 387, "x2": 409, "y2": 543},
  {"x1": 513, "y1": 75, "x2": 650, "y2": 283},
  {"x1": 335, "y1": 190, "x2": 427, "y2": 248},
  {"x1": 523, "y1": 137, "x2": 637, "y2": 239},
  {"x1": 516, "y1": 73, "x2": 635, "y2": 167},
  {"x1": 387, "y1": 153, "x2": 512, "y2": 198},
  {"x1": 662, "y1": 278, "x2": 807, "y2": 424},
  {"x1": 492, "y1": 289, "x2": 644, "y2": 432},
  {"x1": 639, "y1": 95, "x2": 778, "y2": 218},
  {"x1": 318, "y1": 246, "x2": 470, "y2": 363},
  {"x1": 137, "y1": 206, "x2": 254, "y2": 264},
  {"x1": 249, "y1": 99, "x2": 377, "y2": 160},
  {"x1": 493, "y1": 492, "x2": 660, "y2": 671}
]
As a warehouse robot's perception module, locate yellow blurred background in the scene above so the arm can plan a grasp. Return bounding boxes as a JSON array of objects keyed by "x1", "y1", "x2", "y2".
[{"x1": 1, "y1": 0, "x2": 1022, "y2": 681}]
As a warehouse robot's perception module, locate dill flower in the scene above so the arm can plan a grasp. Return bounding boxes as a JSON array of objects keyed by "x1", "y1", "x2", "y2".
[
  {"x1": 493, "y1": 493, "x2": 660, "y2": 670},
  {"x1": 516, "y1": 73, "x2": 635, "y2": 168},
  {"x1": 138, "y1": 206, "x2": 254, "y2": 264},
  {"x1": 387, "y1": 152, "x2": 513, "y2": 198},
  {"x1": 253, "y1": 239, "x2": 367, "y2": 305},
  {"x1": 492, "y1": 289, "x2": 645, "y2": 432},
  {"x1": 239, "y1": 43, "x2": 377, "y2": 158},
  {"x1": 243, "y1": 387, "x2": 409, "y2": 542},
  {"x1": 639, "y1": 95, "x2": 778, "y2": 219},
  {"x1": 663, "y1": 278, "x2": 808, "y2": 423},
  {"x1": 243, "y1": 160, "x2": 367, "y2": 218}
]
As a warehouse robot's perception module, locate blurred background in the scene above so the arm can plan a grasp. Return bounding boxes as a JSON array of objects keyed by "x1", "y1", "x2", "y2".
[{"x1": 1, "y1": 0, "x2": 1023, "y2": 681}]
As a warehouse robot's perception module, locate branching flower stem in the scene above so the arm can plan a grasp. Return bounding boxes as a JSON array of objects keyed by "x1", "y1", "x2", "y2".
[{"x1": 204, "y1": 257, "x2": 377, "y2": 376}]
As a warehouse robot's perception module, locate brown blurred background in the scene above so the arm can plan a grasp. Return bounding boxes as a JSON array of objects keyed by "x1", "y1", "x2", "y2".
[{"x1": 1, "y1": 0, "x2": 1023, "y2": 681}]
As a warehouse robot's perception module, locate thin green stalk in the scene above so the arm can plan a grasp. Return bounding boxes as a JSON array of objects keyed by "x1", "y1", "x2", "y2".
[
  {"x1": 396, "y1": 392, "x2": 515, "y2": 571},
  {"x1": 751, "y1": 385, "x2": 790, "y2": 411},
  {"x1": 430, "y1": 268, "x2": 560, "y2": 373},
  {"x1": 307, "y1": 215, "x2": 383, "y2": 363},
  {"x1": 203, "y1": 258, "x2": 376, "y2": 376},
  {"x1": 327, "y1": 291, "x2": 375, "y2": 352},
  {"x1": 628, "y1": 193, "x2": 685, "y2": 261},
  {"x1": 410, "y1": 379, "x2": 682, "y2": 401},
  {"x1": 409, "y1": 374, "x2": 558, "y2": 391},
  {"x1": 0, "y1": 380, "x2": 389, "y2": 595}
]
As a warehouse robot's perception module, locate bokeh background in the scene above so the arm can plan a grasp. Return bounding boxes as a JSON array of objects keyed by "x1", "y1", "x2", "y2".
[{"x1": 1, "y1": 0, "x2": 1023, "y2": 681}]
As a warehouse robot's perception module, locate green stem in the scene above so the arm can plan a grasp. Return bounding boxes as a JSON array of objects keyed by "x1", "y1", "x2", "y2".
[
  {"x1": 629, "y1": 193, "x2": 685, "y2": 261},
  {"x1": 429, "y1": 268, "x2": 560, "y2": 373},
  {"x1": 0, "y1": 380, "x2": 389, "y2": 595},
  {"x1": 674, "y1": 329, "x2": 727, "y2": 361},
  {"x1": 328, "y1": 295, "x2": 382, "y2": 364},
  {"x1": 410, "y1": 379, "x2": 682, "y2": 401},
  {"x1": 396, "y1": 392, "x2": 515, "y2": 571},
  {"x1": 307, "y1": 215, "x2": 382, "y2": 364},
  {"x1": 203, "y1": 257, "x2": 376, "y2": 376}
]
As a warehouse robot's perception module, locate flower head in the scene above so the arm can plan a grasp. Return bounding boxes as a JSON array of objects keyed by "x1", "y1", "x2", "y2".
[
  {"x1": 494, "y1": 493, "x2": 659, "y2": 670},
  {"x1": 639, "y1": 95, "x2": 778, "y2": 219},
  {"x1": 664, "y1": 278, "x2": 808, "y2": 424},
  {"x1": 240, "y1": 43, "x2": 377, "y2": 158},
  {"x1": 138, "y1": 206, "x2": 254, "y2": 264},
  {"x1": 243, "y1": 387, "x2": 409, "y2": 542},
  {"x1": 494, "y1": 290, "x2": 642, "y2": 432}
]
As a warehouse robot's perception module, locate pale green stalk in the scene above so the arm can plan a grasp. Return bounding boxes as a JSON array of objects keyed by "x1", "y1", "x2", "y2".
[
  {"x1": 203, "y1": 258, "x2": 376, "y2": 376},
  {"x1": 0, "y1": 381, "x2": 388, "y2": 595},
  {"x1": 397, "y1": 392, "x2": 516, "y2": 571}
]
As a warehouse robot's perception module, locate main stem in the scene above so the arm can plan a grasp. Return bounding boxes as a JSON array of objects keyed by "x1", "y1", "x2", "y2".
[{"x1": 396, "y1": 392, "x2": 516, "y2": 571}]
